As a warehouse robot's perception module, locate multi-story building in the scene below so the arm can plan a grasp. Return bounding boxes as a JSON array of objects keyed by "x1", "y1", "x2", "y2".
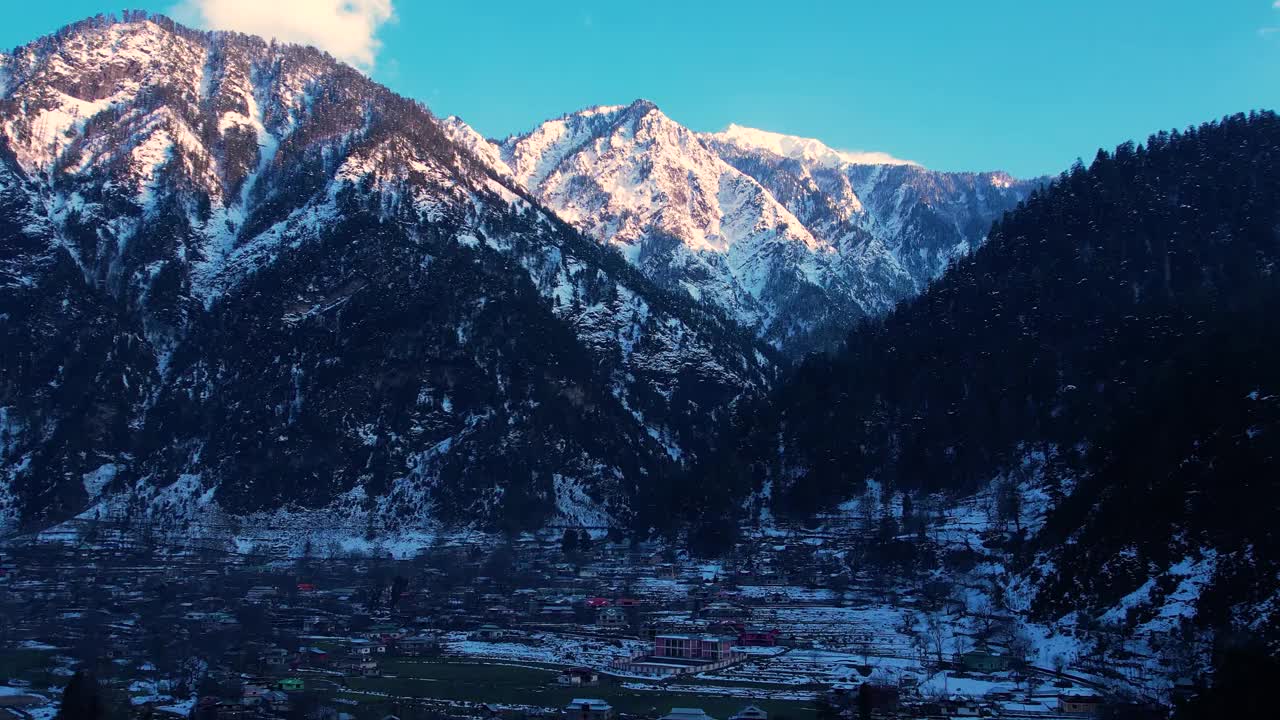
[{"x1": 653, "y1": 634, "x2": 734, "y2": 661}]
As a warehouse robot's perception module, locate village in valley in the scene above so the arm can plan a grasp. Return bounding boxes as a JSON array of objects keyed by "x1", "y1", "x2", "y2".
[{"x1": 0, "y1": 483, "x2": 1199, "y2": 720}]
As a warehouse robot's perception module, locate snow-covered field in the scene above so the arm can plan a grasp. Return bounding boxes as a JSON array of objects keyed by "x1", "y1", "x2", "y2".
[{"x1": 440, "y1": 632, "x2": 648, "y2": 668}]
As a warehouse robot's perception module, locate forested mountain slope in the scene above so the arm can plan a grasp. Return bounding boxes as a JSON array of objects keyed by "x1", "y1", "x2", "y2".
[
  {"x1": 0, "y1": 14, "x2": 771, "y2": 534},
  {"x1": 704, "y1": 112, "x2": 1280, "y2": 627}
]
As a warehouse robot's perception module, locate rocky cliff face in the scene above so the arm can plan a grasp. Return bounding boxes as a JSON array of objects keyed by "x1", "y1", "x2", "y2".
[
  {"x1": 709, "y1": 124, "x2": 1035, "y2": 296},
  {"x1": 447, "y1": 106, "x2": 1038, "y2": 355}
]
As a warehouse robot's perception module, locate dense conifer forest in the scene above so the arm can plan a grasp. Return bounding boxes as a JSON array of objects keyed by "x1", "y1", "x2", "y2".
[{"x1": 669, "y1": 112, "x2": 1280, "y2": 625}]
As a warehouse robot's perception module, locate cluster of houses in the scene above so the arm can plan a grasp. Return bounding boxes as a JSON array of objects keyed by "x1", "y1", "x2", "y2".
[
  {"x1": 0, "y1": 532, "x2": 1131, "y2": 720},
  {"x1": 821, "y1": 681, "x2": 1108, "y2": 719},
  {"x1": 564, "y1": 700, "x2": 771, "y2": 720}
]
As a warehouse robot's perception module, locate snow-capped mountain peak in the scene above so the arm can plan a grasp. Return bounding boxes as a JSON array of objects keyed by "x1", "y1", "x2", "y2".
[
  {"x1": 499, "y1": 99, "x2": 659, "y2": 191},
  {"x1": 0, "y1": 13, "x2": 1038, "y2": 536},
  {"x1": 466, "y1": 100, "x2": 1038, "y2": 354},
  {"x1": 441, "y1": 115, "x2": 513, "y2": 181},
  {"x1": 483, "y1": 99, "x2": 863, "y2": 343},
  {"x1": 0, "y1": 14, "x2": 771, "y2": 535}
]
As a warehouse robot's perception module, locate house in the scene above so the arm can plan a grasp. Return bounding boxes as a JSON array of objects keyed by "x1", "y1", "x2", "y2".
[
  {"x1": 397, "y1": 635, "x2": 439, "y2": 657},
  {"x1": 659, "y1": 709, "x2": 717, "y2": 720},
  {"x1": 700, "y1": 602, "x2": 744, "y2": 620},
  {"x1": 245, "y1": 586, "x2": 278, "y2": 604},
  {"x1": 597, "y1": 607, "x2": 628, "y2": 629},
  {"x1": 302, "y1": 615, "x2": 333, "y2": 633},
  {"x1": 540, "y1": 604, "x2": 577, "y2": 621},
  {"x1": 585, "y1": 597, "x2": 612, "y2": 609},
  {"x1": 336, "y1": 656, "x2": 379, "y2": 676},
  {"x1": 485, "y1": 605, "x2": 518, "y2": 622},
  {"x1": 654, "y1": 634, "x2": 734, "y2": 661},
  {"x1": 194, "y1": 696, "x2": 227, "y2": 720},
  {"x1": 708, "y1": 621, "x2": 745, "y2": 637},
  {"x1": 729, "y1": 707, "x2": 767, "y2": 720},
  {"x1": 612, "y1": 634, "x2": 741, "y2": 677},
  {"x1": 944, "y1": 699, "x2": 986, "y2": 717},
  {"x1": 737, "y1": 628, "x2": 781, "y2": 647},
  {"x1": 260, "y1": 647, "x2": 290, "y2": 668},
  {"x1": 563, "y1": 699, "x2": 614, "y2": 720},
  {"x1": 824, "y1": 684, "x2": 900, "y2": 715},
  {"x1": 347, "y1": 638, "x2": 386, "y2": 656},
  {"x1": 1058, "y1": 693, "x2": 1104, "y2": 715},
  {"x1": 262, "y1": 690, "x2": 291, "y2": 714},
  {"x1": 469, "y1": 624, "x2": 509, "y2": 641},
  {"x1": 134, "y1": 699, "x2": 190, "y2": 720},
  {"x1": 241, "y1": 685, "x2": 268, "y2": 707},
  {"x1": 368, "y1": 623, "x2": 403, "y2": 640},
  {"x1": 557, "y1": 667, "x2": 600, "y2": 687},
  {"x1": 959, "y1": 648, "x2": 1012, "y2": 673},
  {"x1": 277, "y1": 678, "x2": 305, "y2": 692}
]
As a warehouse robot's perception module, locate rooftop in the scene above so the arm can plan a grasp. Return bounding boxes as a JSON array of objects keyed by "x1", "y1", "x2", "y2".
[
  {"x1": 661, "y1": 709, "x2": 717, "y2": 720},
  {"x1": 655, "y1": 633, "x2": 732, "y2": 642}
]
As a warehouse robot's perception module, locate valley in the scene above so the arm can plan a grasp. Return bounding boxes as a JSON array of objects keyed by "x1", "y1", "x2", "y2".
[
  {"x1": 0, "y1": 9, "x2": 1275, "y2": 720},
  {"x1": 0, "y1": 495, "x2": 1179, "y2": 720}
]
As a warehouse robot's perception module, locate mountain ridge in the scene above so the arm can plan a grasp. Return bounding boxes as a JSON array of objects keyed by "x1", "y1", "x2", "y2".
[
  {"x1": 696, "y1": 110, "x2": 1280, "y2": 638},
  {"x1": 445, "y1": 99, "x2": 1039, "y2": 355},
  {"x1": 0, "y1": 13, "x2": 772, "y2": 535},
  {"x1": 711, "y1": 122, "x2": 921, "y2": 169},
  {"x1": 0, "y1": 12, "x2": 1032, "y2": 535}
]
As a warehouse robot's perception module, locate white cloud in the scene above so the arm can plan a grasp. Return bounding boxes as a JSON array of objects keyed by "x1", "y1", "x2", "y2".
[
  {"x1": 834, "y1": 150, "x2": 920, "y2": 167},
  {"x1": 1260, "y1": 3, "x2": 1280, "y2": 37},
  {"x1": 172, "y1": 0, "x2": 396, "y2": 70},
  {"x1": 716, "y1": 124, "x2": 919, "y2": 168},
  {"x1": 1264, "y1": 2, "x2": 1280, "y2": 37}
]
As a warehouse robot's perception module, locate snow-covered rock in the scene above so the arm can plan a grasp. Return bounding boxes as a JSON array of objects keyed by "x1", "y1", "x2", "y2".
[
  {"x1": 450, "y1": 101, "x2": 1038, "y2": 355},
  {"x1": 0, "y1": 14, "x2": 769, "y2": 534},
  {"x1": 706, "y1": 123, "x2": 1041, "y2": 309}
]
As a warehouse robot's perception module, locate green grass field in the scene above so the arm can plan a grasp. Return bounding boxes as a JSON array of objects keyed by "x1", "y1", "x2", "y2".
[
  {"x1": 0, "y1": 649, "x2": 61, "y2": 688},
  {"x1": 331, "y1": 660, "x2": 817, "y2": 720}
]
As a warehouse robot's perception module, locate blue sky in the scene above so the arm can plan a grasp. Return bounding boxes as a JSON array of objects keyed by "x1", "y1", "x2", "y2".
[{"x1": 3, "y1": 1, "x2": 1277, "y2": 177}]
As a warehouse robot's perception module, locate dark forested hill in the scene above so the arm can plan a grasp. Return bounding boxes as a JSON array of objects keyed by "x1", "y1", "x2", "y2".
[{"x1": 696, "y1": 111, "x2": 1280, "y2": 626}]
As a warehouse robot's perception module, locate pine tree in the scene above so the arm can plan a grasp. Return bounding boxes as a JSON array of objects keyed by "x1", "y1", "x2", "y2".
[
  {"x1": 55, "y1": 671, "x2": 107, "y2": 720},
  {"x1": 560, "y1": 528, "x2": 578, "y2": 556}
]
